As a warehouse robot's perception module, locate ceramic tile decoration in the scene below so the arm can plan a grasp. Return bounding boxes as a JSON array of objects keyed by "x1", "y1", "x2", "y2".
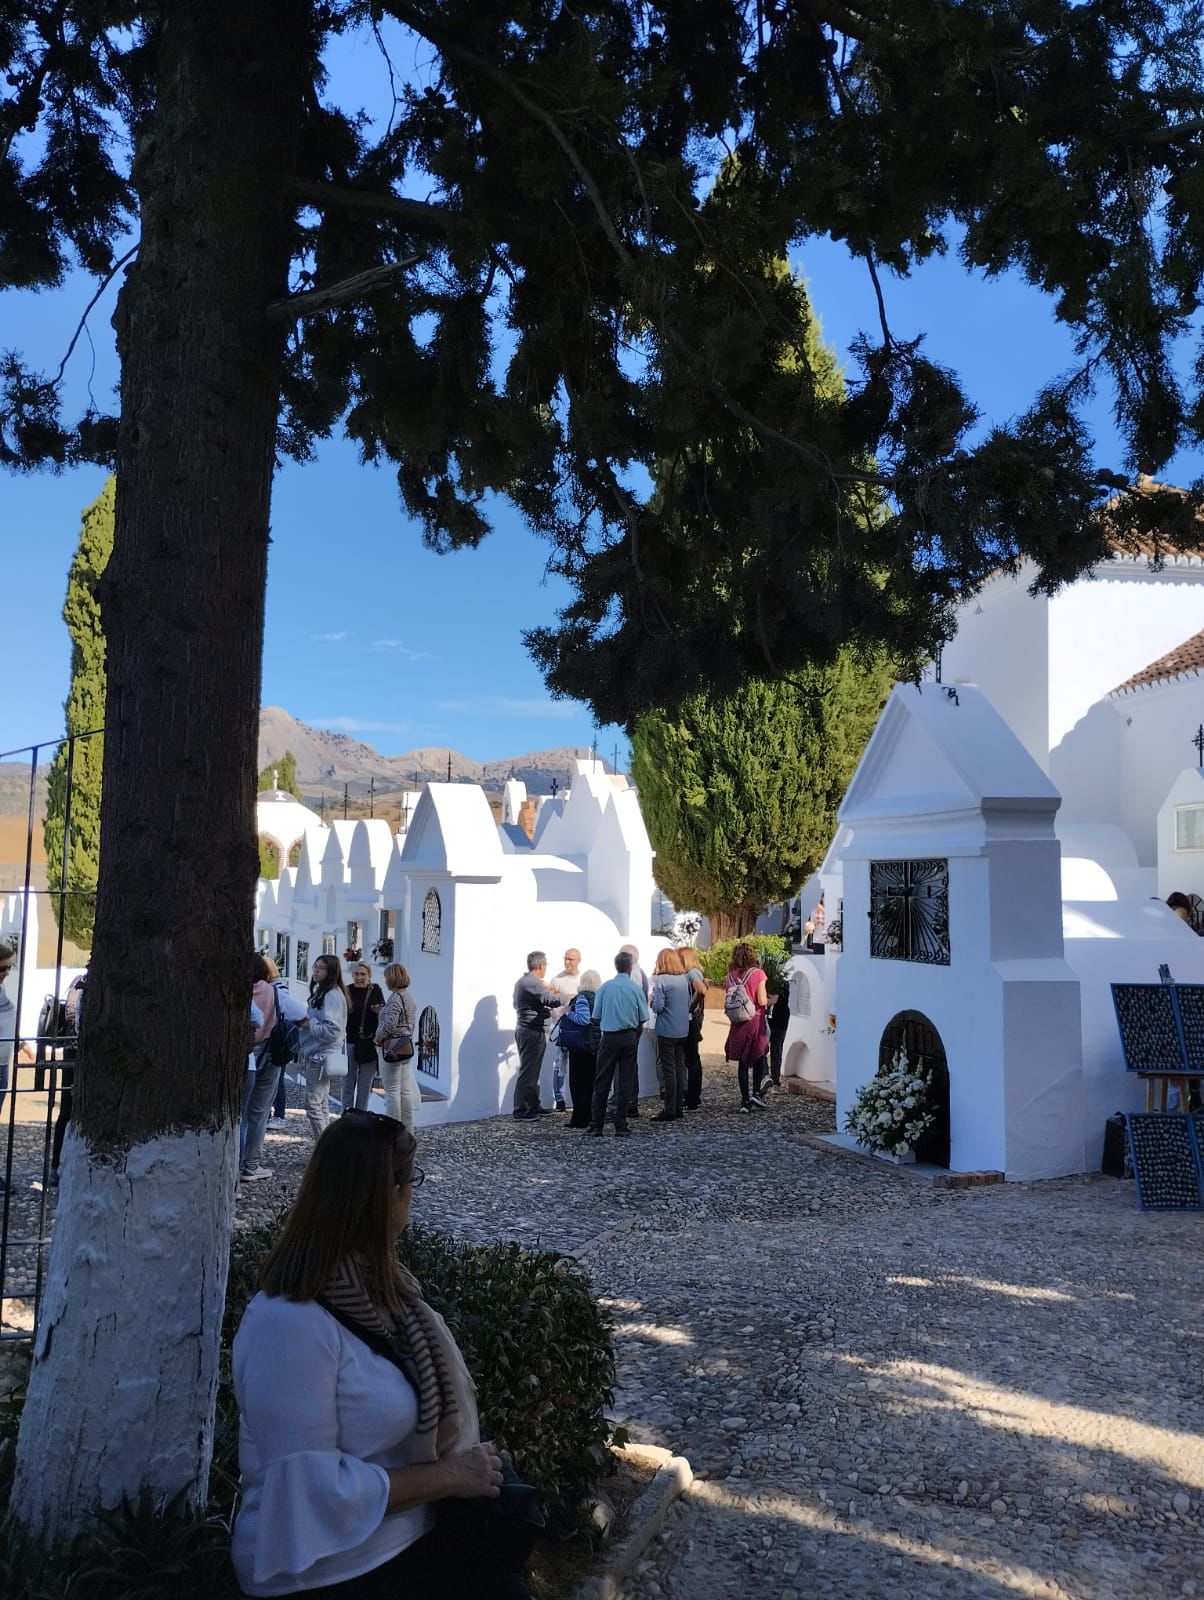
[{"x1": 1126, "y1": 1113, "x2": 1204, "y2": 1210}]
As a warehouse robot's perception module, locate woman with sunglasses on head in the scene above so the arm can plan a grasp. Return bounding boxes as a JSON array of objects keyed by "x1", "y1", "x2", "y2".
[
  {"x1": 233, "y1": 1112, "x2": 527, "y2": 1599},
  {"x1": 300, "y1": 954, "x2": 350, "y2": 1141}
]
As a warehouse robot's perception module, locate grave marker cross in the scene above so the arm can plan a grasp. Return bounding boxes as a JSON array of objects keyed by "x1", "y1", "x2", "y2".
[{"x1": 1193, "y1": 724, "x2": 1204, "y2": 767}]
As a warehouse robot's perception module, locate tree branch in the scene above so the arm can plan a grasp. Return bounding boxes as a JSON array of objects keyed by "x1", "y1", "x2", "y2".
[
  {"x1": 44, "y1": 243, "x2": 139, "y2": 389},
  {"x1": 290, "y1": 179, "x2": 473, "y2": 236},
  {"x1": 266, "y1": 257, "x2": 419, "y2": 321},
  {"x1": 1130, "y1": 116, "x2": 1204, "y2": 148}
]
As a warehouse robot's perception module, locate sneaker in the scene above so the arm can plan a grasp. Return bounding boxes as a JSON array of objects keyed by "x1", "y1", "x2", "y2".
[
  {"x1": 266, "y1": 1116, "x2": 287, "y2": 1131},
  {"x1": 534, "y1": 1105, "x2": 554, "y2": 1116},
  {"x1": 614, "y1": 1126, "x2": 631, "y2": 1137},
  {"x1": 585, "y1": 1125, "x2": 604, "y2": 1138},
  {"x1": 555, "y1": 1100, "x2": 567, "y2": 1112},
  {"x1": 750, "y1": 1093, "x2": 768, "y2": 1108},
  {"x1": 240, "y1": 1166, "x2": 273, "y2": 1182},
  {"x1": 738, "y1": 1103, "x2": 752, "y2": 1114}
]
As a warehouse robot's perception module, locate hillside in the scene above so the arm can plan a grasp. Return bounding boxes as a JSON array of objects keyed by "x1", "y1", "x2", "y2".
[{"x1": 258, "y1": 707, "x2": 609, "y2": 799}]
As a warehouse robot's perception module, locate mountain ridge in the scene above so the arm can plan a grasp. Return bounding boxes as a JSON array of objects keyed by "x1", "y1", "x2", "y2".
[{"x1": 258, "y1": 706, "x2": 611, "y2": 797}]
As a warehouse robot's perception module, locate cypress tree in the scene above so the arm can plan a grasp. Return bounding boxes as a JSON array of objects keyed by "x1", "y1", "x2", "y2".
[
  {"x1": 256, "y1": 749, "x2": 302, "y2": 800},
  {"x1": 631, "y1": 269, "x2": 893, "y2": 935},
  {"x1": 43, "y1": 478, "x2": 114, "y2": 950},
  {"x1": 632, "y1": 656, "x2": 892, "y2": 938}
]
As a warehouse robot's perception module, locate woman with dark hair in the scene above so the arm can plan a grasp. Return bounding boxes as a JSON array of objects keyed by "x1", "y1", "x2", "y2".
[
  {"x1": 300, "y1": 954, "x2": 349, "y2": 1141},
  {"x1": 346, "y1": 962, "x2": 386, "y2": 1113},
  {"x1": 724, "y1": 941, "x2": 769, "y2": 1113},
  {"x1": 232, "y1": 1113, "x2": 528, "y2": 1598}
]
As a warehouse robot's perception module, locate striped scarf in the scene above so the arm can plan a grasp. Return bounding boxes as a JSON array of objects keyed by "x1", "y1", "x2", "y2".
[{"x1": 321, "y1": 1257, "x2": 479, "y2": 1463}]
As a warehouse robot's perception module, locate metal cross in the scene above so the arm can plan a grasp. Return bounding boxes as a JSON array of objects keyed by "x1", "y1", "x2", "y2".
[{"x1": 1193, "y1": 725, "x2": 1204, "y2": 767}]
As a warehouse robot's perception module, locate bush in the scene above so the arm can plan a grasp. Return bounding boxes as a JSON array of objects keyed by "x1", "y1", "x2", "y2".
[
  {"x1": 222, "y1": 1215, "x2": 622, "y2": 1533},
  {"x1": 0, "y1": 1216, "x2": 619, "y2": 1597},
  {"x1": 700, "y1": 935, "x2": 791, "y2": 995}
]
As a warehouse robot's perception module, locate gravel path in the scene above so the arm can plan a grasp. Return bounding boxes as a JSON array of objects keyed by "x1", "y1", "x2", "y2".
[{"x1": 3, "y1": 1024, "x2": 1201, "y2": 1598}]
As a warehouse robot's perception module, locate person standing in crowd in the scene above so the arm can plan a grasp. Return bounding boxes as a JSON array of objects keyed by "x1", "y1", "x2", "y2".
[
  {"x1": 679, "y1": 947, "x2": 707, "y2": 1110},
  {"x1": 0, "y1": 942, "x2": 15, "y2": 1189},
  {"x1": 50, "y1": 970, "x2": 87, "y2": 1186},
  {"x1": 617, "y1": 944, "x2": 649, "y2": 1117},
  {"x1": 588, "y1": 951, "x2": 649, "y2": 1138},
  {"x1": 346, "y1": 962, "x2": 386, "y2": 1112},
  {"x1": 549, "y1": 947, "x2": 582, "y2": 1112},
  {"x1": 299, "y1": 954, "x2": 349, "y2": 1142},
  {"x1": 649, "y1": 948, "x2": 691, "y2": 1122},
  {"x1": 807, "y1": 893, "x2": 826, "y2": 954},
  {"x1": 559, "y1": 967, "x2": 601, "y2": 1128},
  {"x1": 375, "y1": 964, "x2": 420, "y2": 1130},
  {"x1": 243, "y1": 956, "x2": 307, "y2": 1180},
  {"x1": 511, "y1": 953, "x2": 561, "y2": 1120},
  {"x1": 724, "y1": 941, "x2": 770, "y2": 1113},
  {"x1": 767, "y1": 980, "x2": 790, "y2": 1089},
  {"x1": 232, "y1": 1113, "x2": 531, "y2": 1599}
]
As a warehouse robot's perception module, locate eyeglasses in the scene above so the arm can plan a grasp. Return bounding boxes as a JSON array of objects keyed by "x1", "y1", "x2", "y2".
[{"x1": 395, "y1": 1165, "x2": 425, "y2": 1192}]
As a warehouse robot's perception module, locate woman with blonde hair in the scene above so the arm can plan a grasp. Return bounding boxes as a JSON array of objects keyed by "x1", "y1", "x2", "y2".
[
  {"x1": 375, "y1": 963, "x2": 420, "y2": 1130},
  {"x1": 677, "y1": 947, "x2": 708, "y2": 1110},
  {"x1": 232, "y1": 1113, "x2": 533, "y2": 1597},
  {"x1": 649, "y1": 947, "x2": 691, "y2": 1122}
]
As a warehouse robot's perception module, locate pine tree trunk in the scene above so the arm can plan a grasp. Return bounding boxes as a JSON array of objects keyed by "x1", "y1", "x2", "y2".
[
  {"x1": 11, "y1": 1, "x2": 307, "y2": 1539},
  {"x1": 710, "y1": 905, "x2": 760, "y2": 941}
]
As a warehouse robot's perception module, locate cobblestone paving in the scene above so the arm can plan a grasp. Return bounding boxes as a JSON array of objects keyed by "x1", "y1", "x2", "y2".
[{"x1": 3, "y1": 1023, "x2": 1202, "y2": 1597}]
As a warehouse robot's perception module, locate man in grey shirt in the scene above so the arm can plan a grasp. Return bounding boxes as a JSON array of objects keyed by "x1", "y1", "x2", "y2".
[{"x1": 512, "y1": 951, "x2": 561, "y2": 1119}]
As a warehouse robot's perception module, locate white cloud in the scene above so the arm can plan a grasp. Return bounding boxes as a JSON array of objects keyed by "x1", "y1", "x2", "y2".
[
  {"x1": 436, "y1": 696, "x2": 579, "y2": 720},
  {"x1": 310, "y1": 630, "x2": 349, "y2": 644},
  {"x1": 306, "y1": 716, "x2": 411, "y2": 736},
  {"x1": 370, "y1": 639, "x2": 431, "y2": 661}
]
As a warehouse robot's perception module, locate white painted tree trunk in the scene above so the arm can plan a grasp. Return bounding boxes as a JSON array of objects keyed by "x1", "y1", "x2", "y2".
[{"x1": 9, "y1": 1124, "x2": 236, "y2": 1539}]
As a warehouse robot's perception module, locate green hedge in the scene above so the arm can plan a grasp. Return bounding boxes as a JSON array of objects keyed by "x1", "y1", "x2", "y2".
[
  {"x1": 0, "y1": 1218, "x2": 621, "y2": 1598},
  {"x1": 700, "y1": 934, "x2": 791, "y2": 995}
]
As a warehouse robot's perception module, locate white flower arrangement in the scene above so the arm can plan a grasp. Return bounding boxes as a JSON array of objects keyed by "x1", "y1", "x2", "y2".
[{"x1": 844, "y1": 1046, "x2": 935, "y2": 1157}]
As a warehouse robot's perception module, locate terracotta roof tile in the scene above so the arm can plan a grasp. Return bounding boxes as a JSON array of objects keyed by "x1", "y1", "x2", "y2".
[
  {"x1": 1111, "y1": 627, "x2": 1204, "y2": 695},
  {"x1": 1103, "y1": 477, "x2": 1204, "y2": 562}
]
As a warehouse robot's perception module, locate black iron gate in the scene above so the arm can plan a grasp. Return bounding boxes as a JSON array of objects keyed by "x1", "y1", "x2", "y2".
[{"x1": 0, "y1": 729, "x2": 100, "y2": 1343}]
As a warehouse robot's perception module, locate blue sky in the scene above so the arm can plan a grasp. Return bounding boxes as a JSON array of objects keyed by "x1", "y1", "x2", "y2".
[{"x1": 4, "y1": 25, "x2": 1203, "y2": 763}]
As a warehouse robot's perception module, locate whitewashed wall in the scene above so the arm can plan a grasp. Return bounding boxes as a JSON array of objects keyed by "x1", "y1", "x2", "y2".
[
  {"x1": 940, "y1": 571, "x2": 1051, "y2": 766},
  {"x1": 1157, "y1": 766, "x2": 1204, "y2": 900}
]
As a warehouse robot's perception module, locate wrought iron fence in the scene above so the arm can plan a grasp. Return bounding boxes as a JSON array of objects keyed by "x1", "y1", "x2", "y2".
[{"x1": 0, "y1": 729, "x2": 100, "y2": 1343}]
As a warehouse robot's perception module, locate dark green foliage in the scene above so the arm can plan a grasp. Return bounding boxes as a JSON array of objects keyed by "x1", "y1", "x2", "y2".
[
  {"x1": 6, "y1": 6, "x2": 1204, "y2": 725},
  {"x1": 43, "y1": 475, "x2": 113, "y2": 949},
  {"x1": 257, "y1": 838, "x2": 280, "y2": 881},
  {"x1": 699, "y1": 936, "x2": 792, "y2": 995},
  {"x1": 633, "y1": 658, "x2": 892, "y2": 928},
  {"x1": 256, "y1": 751, "x2": 302, "y2": 800}
]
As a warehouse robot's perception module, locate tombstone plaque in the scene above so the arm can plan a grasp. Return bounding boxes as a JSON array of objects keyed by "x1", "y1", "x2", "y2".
[
  {"x1": 1111, "y1": 983, "x2": 1184, "y2": 1073},
  {"x1": 1126, "y1": 1114, "x2": 1204, "y2": 1211}
]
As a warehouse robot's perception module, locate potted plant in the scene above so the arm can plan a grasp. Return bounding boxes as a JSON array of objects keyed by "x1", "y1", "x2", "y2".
[
  {"x1": 343, "y1": 946, "x2": 361, "y2": 963},
  {"x1": 844, "y1": 1047, "x2": 934, "y2": 1163},
  {"x1": 371, "y1": 936, "x2": 394, "y2": 964}
]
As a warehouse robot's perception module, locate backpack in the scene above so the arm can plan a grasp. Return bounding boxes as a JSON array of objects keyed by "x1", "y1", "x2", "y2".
[
  {"x1": 266, "y1": 981, "x2": 303, "y2": 1067},
  {"x1": 556, "y1": 991, "x2": 593, "y2": 1052},
  {"x1": 724, "y1": 970, "x2": 758, "y2": 1025}
]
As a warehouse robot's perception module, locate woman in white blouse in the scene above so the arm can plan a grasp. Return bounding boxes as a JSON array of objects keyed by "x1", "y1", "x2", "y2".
[{"x1": 232, "y1": 1112, "x2": 518, "y2": 1598}]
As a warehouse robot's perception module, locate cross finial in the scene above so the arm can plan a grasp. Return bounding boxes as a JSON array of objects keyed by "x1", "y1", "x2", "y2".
[
  {"x1": 550, "y1": 777, "x2": 559, "y2": 798},
  {"x1": 1193, "y1": 724, "x2": 1204, "y2": 767}
]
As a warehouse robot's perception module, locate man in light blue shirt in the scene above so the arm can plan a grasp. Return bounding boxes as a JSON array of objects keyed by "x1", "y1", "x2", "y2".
[{"x1": 588, "y1": 951, "x2": 649, "y2": 1137}]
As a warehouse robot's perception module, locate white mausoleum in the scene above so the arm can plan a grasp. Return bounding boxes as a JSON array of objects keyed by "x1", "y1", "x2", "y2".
[
  {"x1": 785, "y1": 522, "x2": 1204, "y2": 1178},
  {"x1": 254, "y1": 764, "x2": 663, "y2": 1124}
]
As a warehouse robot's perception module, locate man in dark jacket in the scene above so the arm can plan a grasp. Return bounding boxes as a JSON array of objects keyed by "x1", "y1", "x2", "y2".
[{"x1": 512, "y1": 952, "x2": 561, "y2": 1119}]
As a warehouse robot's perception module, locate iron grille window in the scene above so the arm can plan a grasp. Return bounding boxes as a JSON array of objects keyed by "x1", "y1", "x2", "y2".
[
  {"x1": 869, "y1": 858, "x2": 950, "y2": 965},
  {"x1": 416, "y1": 1005, "x2": 440, "y2": 1079},
  {"x1": 295, "y1": 940, "x2": 309, "y2": 982},
  {"x1": 421, "y1": 889, "x2": 441, "y2": 954}
]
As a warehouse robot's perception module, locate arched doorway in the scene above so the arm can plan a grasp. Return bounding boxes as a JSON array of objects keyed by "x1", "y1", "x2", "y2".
[{"x1": 878, "y1": 1010, "x2": 949, "y2": 1167}]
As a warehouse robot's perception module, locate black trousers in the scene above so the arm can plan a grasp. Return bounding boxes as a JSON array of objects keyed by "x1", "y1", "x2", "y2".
[
  {"x1": 304, "y1": 1525, "x2": 531, "y2": 1599},
  {"x1": 567, "y1": 1048, "x2": 596, "y2": 1126},
  {"x1": 655, "y1": 1035, "x2": 687, "y2": 1117},
  {"x1": 592, "y1": 1028, "x2": 639, "y2": 1130},
  {"x1": 684, "y1": 1025, "x2": 702, "y2": 1108},
  {"x1": 769, "y1": 1031, "x2": 786, "y2": 1085}
]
